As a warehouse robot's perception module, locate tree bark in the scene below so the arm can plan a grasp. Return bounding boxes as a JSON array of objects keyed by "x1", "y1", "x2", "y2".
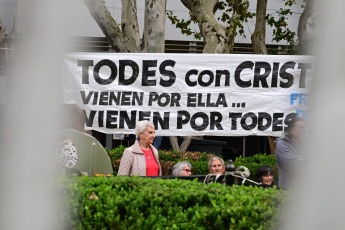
[
  {"x1": 169, "y1": 136, "x2": 193, "y2": 153},
  {"x1": 84, "y1": 0, "x2": 167, "y2": 53},
  {"x1": 83, "y1": 0, "x2": 136, "y2": 52},
  {"x1": 121, "y1": 0, "x2": 140, "y2": 49},
  {"x1": 141, "y1": 0, "x2": 166, "y2": 52},
  {"x1": 251, "y1": 0, "x2": 268, "y2": 54},
  {"x1": 268, "y1": 136, "x2": 276, "y2": 155},
  {"x1": 227, "y1": 0, "x2": 240, "y2": 53},
  {"x1": 181, "y1": 0, "x2": 230, "y2": 53},
  {"x1": 297, "y1": 0, "x2": 315, "y2": 54}
]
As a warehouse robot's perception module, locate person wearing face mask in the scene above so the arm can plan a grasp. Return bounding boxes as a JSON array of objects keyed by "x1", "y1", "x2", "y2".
[
  {"x1": 254, "y1": 165, "x2": 275, "y2": 189},
  {"x1": 172, "y1": 161, "x2": 192, "y2": 176},
  {"x1": 118, "y1": 120, "x2": 162, "y2": 176},
  {"x1": 275, "y1": 116, "x2": 305, "y2": 190}
]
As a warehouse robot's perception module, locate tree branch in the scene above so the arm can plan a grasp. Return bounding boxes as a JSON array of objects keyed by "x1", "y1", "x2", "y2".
[
  {"x1": 182, "y1": 0, "x2": 230, "y2": 53},
  {"x1": 83, "y1": 0, "x2": 134, "y2": 52},
  {"x1": 297, "y1": 0, "x2": 315, "y2": 53}
]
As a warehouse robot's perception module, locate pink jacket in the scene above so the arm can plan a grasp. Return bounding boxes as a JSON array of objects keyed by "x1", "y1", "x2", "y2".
[{"x1": 117, "y1": 140, "x2": 162, "y2": 176}]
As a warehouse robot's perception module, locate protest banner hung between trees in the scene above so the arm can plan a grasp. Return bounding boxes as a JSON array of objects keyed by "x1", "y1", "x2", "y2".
[{"x1": 62, "y1": 53, "x2": 312, "y2": 137}]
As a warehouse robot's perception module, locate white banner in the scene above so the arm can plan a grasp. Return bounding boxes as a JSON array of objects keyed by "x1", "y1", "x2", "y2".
[{"x1": 62, "y1": 52, "x2": 312, "y2": 137}]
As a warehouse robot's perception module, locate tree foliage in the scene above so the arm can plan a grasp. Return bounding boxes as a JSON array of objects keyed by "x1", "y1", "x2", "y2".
[
  {"x1": 167, "y1": 0, "x2": 254, "y2": 41},
  {"x1": 167, "y1": 0, "x2": 315, "y2": 54}
]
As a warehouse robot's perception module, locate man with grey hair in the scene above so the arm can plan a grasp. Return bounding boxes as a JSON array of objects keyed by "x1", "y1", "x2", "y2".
[
  {"x1": 172, "y1": 161, "x2": 192, "y2": 176},
  {"x1": 208, "y1": 157, "x2": 225, "y2": 174}
]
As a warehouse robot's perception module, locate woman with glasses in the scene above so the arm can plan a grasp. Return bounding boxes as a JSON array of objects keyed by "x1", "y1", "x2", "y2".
[
  {"x1": 254, "y1": 165, "x2": 275, "y2": 188},
  {"x1": 172, "y1": 161, "x2": 192, "y2": 176}
]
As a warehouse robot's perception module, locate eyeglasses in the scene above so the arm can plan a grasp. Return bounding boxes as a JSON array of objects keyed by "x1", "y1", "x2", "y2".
[{"x1": 182, "y1": 169, "x2": 191, "y2": 173}]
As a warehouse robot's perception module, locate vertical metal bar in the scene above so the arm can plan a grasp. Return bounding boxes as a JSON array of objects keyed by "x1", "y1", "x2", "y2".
[
  {"x1": 189, "y1": 41, "x2": 197, "y2": 53},
  {"x1": 242, "y1": 136, "x2": 246, "y2": 158},
  {"x1": 264, "y1": 137, "x2": 267, "y2": 154},
  {"x1": 106, "y1": 134, "x2": 113, "y2": 149},
  {"x1": 90, "y1": 142, "x2": 96, "y2": 175}
]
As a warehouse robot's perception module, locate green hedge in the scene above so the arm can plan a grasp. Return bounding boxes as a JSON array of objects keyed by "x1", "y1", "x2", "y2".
[
  {"x1": 106, "y1": 146, "x2": 278, "y2": 181},
  {"x1": 58, "y1": 176, "x2": 286, "y2": 230},
  {"x1": 106, "y1": 146, "x2": 214, "y2": 176},
  {"x1": 158, "y1": 150, "x2": 215, "y2": 175},
  {"x1": 106, "y1": 146, "x2": 127, "y2": 175}
]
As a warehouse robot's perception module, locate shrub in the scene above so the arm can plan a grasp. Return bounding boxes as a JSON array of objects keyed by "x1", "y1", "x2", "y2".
[
  {"x1": 106, "y1": 145, "x2": 127, "y2": 175},
  {"x1": 58, "y1": 176, "x2": 286, "y2": 230},
  {"x1": 159, "y1": 150, "x2": 215, "y2": 175},
  {"x1": 158, "y1": 150, "x2": 212, "y2": 162},
  {"x1": 106, "y1": 147, "x2": 278, "y2": 180},
  {"x1": 106, "y1": 146, "x2": 215, "y2": 176},
  {"x1": 234, "y1": 154, "x2": 278, "y2": 182}
]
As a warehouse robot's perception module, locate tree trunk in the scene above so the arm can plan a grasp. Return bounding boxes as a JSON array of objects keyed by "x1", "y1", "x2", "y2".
[
  {"x1": 297, "y1": 0, "x2": 315, "y2": 54},
  {"x1": 251, "y1": 0, "x2": 268, "y2": 54},
  {"x1": 121, "y1": 0, "x2": 140, "y2": 49},
  {"x1": 141, "y1": 0, "x2": 166, "y2": 52},
  {"x1": 84, "y1": 0, "x2": 137, "y2": 52},
  {"x1": 181, "y1": 0, "x2": 231, "y2": 53},
  {"x1": 268, "y1": 136, "x2": 276, "y2": 155},
  {"x1": 169, "y1": 136, "x2": 193, "y2": 153},
  {"x1": 227, "y1": 0, "x2": 240, "y2": 53}
]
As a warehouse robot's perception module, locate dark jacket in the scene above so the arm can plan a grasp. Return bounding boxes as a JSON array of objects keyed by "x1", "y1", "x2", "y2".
[{"x1": 275, "y1": 136, "x2": 302, "y2": 190}]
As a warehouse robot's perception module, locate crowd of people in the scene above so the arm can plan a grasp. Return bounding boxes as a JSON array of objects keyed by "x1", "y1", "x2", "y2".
[
  {"x1": 117, "y1": 117, "x2": 305, "y2": 190},
  {"x1": 60, "y1": 103, "x2": 304, "y2": 190}
]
